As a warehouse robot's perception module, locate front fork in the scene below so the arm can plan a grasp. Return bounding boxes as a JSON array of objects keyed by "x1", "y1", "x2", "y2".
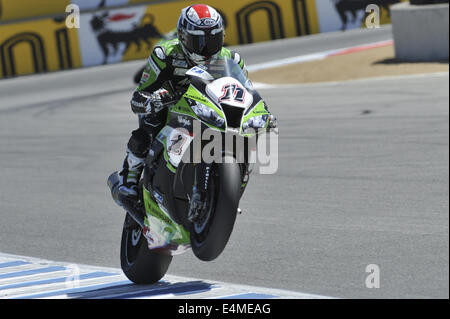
[
  {"x1": 188, "y1": 161, "x2": 250, "y2": 222},
  {"x1": 193, "y1": 161, "x2": 252, "y2": 198},
  {"x1": 241, "y1": 162, "x2": 252, "y2": 194},
  {"x1": 193, "y1": 163, "x2": 212, "y2": 195}
]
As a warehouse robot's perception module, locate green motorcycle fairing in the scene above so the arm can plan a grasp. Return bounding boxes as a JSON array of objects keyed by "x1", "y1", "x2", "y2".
[
  {"x1": 142, "y1": 187, "x2": 191, "y2": 253},
  {"x1": 142, "y1": 57, "x2": 271, "y2": 253}
]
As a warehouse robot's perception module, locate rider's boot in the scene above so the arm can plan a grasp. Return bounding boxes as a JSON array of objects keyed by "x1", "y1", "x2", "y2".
[
  {"x1": 118, "y1": 150, "x2": 146, "y2": 198},
  {"x1": 118, "y1": 127, "x2": 152, "y2": 199}
]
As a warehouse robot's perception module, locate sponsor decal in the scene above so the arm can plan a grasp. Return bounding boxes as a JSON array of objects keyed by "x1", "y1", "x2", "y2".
[
  {"x1": 199, "y1": 18, "x2": 216, "y2": 26},
  {"x1": 78, "y1": 2, "x2": 164, "y2": 66},
  {"x1": 153, "y1": 190, "x2": 164, "y2": 204},
  {"x1": 178, "y1": 116, "x2": 191, "y2": 127},
  {"x1": 172, "y1": 59, "x2": 188, "y2": 68},
  {"x1": 191, "y1": 66, "x2": 205, "y2": 74},
  {"x1": 186, "y1": 66, "x2": 214, "y2": 81},
  {"x1": 168, "y1": 133, "x2": 187, "y2": 156},
  {"x1": 108, "y1": 13, "x2": 136, "y2": 22},
  {"x1": 219, "y1": 83, "x2": 245, "y2": 104},
  {"x1": 140, "y1": 71, "x2": 149, "y2": 84},
  {"x1": 174, "y1": 68, "x2": 187, "y2": 76}
]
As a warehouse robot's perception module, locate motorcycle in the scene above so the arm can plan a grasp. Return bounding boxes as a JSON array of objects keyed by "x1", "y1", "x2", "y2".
[{"x1": 108, "y1": 57, "x2": 275, "y2": 284}]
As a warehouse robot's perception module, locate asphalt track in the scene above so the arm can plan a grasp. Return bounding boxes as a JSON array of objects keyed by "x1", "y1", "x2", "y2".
[{"x1": 0, "y1": 26, "x2": 448, "y2": 298}]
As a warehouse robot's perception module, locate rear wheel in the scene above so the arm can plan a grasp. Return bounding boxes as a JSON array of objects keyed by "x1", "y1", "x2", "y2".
[
  {"x1": 120, "y1": 214, "x2": 172, "y2": 284},
  {"x1": 190, "y1": 159, "x2": 241, "y2": 261}
]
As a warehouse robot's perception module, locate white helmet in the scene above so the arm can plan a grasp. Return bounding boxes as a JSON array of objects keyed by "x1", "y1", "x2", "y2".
[{"x1": 177, "y1": 4, "x2": 225, "y2": 64}]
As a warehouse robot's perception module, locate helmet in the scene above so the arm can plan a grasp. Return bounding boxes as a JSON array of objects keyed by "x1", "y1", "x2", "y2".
[{"x1": 177, "y1": 4, "x2": 225, "y2": 64}]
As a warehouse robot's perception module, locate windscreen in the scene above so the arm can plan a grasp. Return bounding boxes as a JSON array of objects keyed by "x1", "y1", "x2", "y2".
[{"x1": 202, "y1": 58, "x2": 250, "y2": 88}]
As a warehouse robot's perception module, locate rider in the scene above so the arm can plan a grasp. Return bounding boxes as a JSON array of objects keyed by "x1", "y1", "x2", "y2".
[{"x1": 118, "y1": 4, "x2": 275, "y2": 218}]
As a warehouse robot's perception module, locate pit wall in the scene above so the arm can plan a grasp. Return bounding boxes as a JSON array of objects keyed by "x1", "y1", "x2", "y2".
[{"x1": 0, "y1": 0, "x2": 404, "y2": 78}]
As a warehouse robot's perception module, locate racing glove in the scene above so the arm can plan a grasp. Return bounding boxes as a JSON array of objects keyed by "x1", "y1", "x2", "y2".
[
  {"x1": 268, "y1": 114, "x2": 277, "y2": 129},
  {"x1": 130, "y1": 89, "x2": 172, "y2": 115}
]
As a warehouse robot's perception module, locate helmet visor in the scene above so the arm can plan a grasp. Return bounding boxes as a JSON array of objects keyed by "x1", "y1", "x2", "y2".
[{"x1": 184, "y1": 31, "x2": 224, "y2": 57}]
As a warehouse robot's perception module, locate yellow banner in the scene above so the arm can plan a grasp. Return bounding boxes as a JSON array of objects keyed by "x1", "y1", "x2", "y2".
[
  {"x1": 1, "y1": 0, "x2": 403, "y2": 78},
  {"x1": 0, "y1": 0, "x2": 174, "y2": 23},
  {"x1": 128, "y1": 0, "x2": 171, "y2": 4},
  {"x1": 122, "y1": 0, "x2": 319, "y2": 61},
  {"x1": 152, "y1": 0, "x2": 319, "y2": 45},
  {"x1": 1, "y1": 0, "x2": 320, "y2": 77},
  {"x1": 0, "y1": 17, "x2": 81, "y2": 78},
  {"x1": 0, "y1": 0, "x2": 70, "y2": 22}
]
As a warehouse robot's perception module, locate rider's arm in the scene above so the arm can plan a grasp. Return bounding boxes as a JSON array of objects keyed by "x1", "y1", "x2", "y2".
[{"x1": 130, "y1": 46, "x2": 171, "y2": 114}]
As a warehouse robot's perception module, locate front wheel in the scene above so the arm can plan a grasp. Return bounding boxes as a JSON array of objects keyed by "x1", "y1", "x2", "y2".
[
  {"x1": 120, "y1": 214, "x2": 172, "y2": 284},
  {"x1": 190, "y1": 160, "x2": 241, "y2": 261}
]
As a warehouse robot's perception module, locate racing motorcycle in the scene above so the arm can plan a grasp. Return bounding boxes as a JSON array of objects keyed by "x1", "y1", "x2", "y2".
[{"x1": 108, "y1": 57, "x2": 275, "y2": 284}]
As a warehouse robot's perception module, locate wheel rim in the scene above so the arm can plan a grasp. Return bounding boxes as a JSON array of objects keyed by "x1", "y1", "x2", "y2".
[
  {"x1": 124, "y1": 216, "x2": 142, "y2": 266},
  {"x1": 131, "y1": 228, "x2": 142, "y2": 246},
  {"x1": 194, "y1": 201, "x2": 213, "y2": 234},
  {"x1": 192, "y1": 172, "x2": 217, "y2": 243}
]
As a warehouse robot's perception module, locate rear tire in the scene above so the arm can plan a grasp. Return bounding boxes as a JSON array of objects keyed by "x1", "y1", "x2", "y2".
[
  {"x1": 190, "y1": 160, "x2": 241, "y2": 261},
  {"x1": 120, "y1": 214, "x2": 172, "y2": 284}
]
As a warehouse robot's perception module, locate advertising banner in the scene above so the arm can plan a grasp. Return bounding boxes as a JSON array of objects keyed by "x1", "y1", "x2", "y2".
[
  {"x1": 0, "y1": 0, "x2": 171, "y2": 23},
  {"x1": 76, "y1": 0, "x2": 320, "y2": 68},
  {"x1": 0, "y1": 16, "x2": 81, "y2": 78},
  {"x1": 316, "y1": 0, "x2": 404, "y2": 32},
  {"x1": 1, "y1": 0, "x2": 405, "y2": 78},
  {"x1": 0, "y1": 0, "x2": 70, "y2": 22}
]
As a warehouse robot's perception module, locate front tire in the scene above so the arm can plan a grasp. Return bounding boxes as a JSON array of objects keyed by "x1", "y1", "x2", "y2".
[
  {"x1": 120, "y1": 214, "x2": 172, "y2": 284},
  {"x1": 190, "y1": 160, "x2": 241, "y2": 261}
]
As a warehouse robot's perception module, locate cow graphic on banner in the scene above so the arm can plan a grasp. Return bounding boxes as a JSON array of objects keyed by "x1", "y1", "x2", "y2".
[
  {"x1": 332, "y1": 0, "x2": 400, "y2": 30},
  {"x1": 316, "y1": 0, "x2": 401, "y2": 33},
  {"x1": 90, "y1": 12, "x2": 163, "y2": 64},
  {"x1": 79, "y1": 1, "x2": 164, "y2": 66}
]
